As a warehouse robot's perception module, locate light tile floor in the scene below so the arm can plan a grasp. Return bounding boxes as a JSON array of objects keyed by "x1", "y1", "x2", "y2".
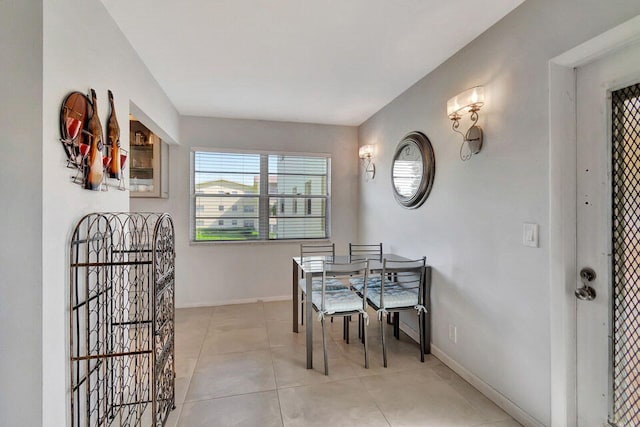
[{"x1": 166, "y1": 301, "x2": 521, "y2": 427}]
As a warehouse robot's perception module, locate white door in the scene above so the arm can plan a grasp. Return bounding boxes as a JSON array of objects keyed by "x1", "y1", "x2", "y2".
[{"x1": 576, "y1": 40, "x2": 640, "y2": 426}]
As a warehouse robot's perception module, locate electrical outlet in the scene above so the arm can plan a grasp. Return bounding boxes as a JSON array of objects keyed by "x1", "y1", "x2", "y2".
[{"x1": 448, "y1": 324, "x2": 457, "y2": 343}]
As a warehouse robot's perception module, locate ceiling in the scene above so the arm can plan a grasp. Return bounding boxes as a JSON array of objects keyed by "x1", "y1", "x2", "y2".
[{"x1": 101, "y1": 0, "x2": 524, "y2": 126}]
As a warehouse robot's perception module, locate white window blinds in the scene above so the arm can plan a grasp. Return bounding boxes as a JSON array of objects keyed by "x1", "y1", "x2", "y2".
[{"x1": 192, "y1": 150, "x2": 330, "y2": 241}]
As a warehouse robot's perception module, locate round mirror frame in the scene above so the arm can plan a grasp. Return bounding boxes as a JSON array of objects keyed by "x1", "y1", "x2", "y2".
[{"x1": 391, "y1": 131, "x2": 435, "y2": 209}]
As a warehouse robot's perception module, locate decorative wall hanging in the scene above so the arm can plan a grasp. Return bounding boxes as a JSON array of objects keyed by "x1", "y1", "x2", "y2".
[
  {"x1": 391, "y1": 131, "x2": 435, "y2": 209},
  {"x1": 106, "y1": 90, "x2": 127, "y2": 190},
  {"x1": 59, "y1": 89, "x2": 128, "y2": 191},
  {"x1": 85, "y1": 89, "x2": 104, "y2": 190},
  {"x1": 59, "y1": 91, "x2": 91, "y2": 170}
]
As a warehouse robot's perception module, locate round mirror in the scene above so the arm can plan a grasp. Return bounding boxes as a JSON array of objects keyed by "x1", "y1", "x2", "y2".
[{"x1": 391, "y1": 131, "x2": 435, "y2": 209}]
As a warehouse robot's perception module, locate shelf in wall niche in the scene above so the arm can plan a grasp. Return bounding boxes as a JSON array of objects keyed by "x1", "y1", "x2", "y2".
[
  {"x1": 131, "y1": 144, "x2": 154, "y2": 151},
  {"x1": 130, "y1": 119, "x2": 167, "y2": 198}
]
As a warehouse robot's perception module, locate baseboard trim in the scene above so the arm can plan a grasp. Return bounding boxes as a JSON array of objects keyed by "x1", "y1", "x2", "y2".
[
  {"x1": 399, "y1": 320, "x2": 421, "y2": 342},
  {"x1": 396, "y1": 321, "x2": 543, "y2": 427},
  {"x1": 177, "y1": 295, "x2": 291, "y2": 308},
  {"x1": 430, "y1": 343, "x2": 545, "y2": 427}
]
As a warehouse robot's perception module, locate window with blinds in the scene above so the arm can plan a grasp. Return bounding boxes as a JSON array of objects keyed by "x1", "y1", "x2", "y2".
[{"x1": 192, "y1": 150, "x2": 330, "y2": 241}]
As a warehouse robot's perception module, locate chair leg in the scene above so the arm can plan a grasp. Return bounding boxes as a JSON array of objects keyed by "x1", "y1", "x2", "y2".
[
  {"x1": 321, "y1": 316, "x2": 329, "y2": 375},
  {"x1": 363, "y1": 316, "x2": 369, "y2": 369},
  {"x1": 343, "y1": 317, "x2": 347, "y2": 340},
  {"x1": 381, "y1": 316, "x2": 388, "y2": 368},
  {"x1": 418, "y1": 310, "x2": 425, "y2": 363},
  {"x1": 394, "y1": 313, "x2": 400, "y2": 339},
  {"x1": 346, "y1": 317, "x2": 350, "y2": 344}
]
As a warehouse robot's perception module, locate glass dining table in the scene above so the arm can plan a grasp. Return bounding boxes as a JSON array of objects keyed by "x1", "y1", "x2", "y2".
[{"x1": 291, "y1": 254, "x2": 431, "y2": 369}]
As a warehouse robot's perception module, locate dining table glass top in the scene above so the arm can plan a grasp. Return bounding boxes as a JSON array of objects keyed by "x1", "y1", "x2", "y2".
[{"x1": 293, "y1": 253, "x2": 410, "y2": 273}]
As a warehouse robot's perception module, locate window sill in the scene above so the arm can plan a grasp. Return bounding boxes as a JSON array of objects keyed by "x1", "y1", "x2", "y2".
[{"x1": 189, "y1": 238, "x2": 331, "y2": 247}]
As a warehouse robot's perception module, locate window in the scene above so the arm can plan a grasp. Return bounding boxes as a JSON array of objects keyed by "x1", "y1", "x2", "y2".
[{"x1": 192, "y1": 150, "x2": 330, "y2": 241}]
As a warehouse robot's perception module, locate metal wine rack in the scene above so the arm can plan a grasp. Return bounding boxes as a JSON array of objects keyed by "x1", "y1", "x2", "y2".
[{"x1": 69, "y1": 213, "x2": 175, "y2": 426}]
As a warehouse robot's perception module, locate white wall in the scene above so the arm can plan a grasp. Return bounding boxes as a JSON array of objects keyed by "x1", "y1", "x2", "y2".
[
  {"x1": 357, "y1": 0, "x2": 640, "y2": 425},
  {"x1": 0, "y1": 2, "x2": 43, "y2": 426},
  {"x1": 132, "y1": 116, "x2": 358, "y2": 307},
  {"x1": 41, "y1": 0, "x2": 179, "y2": 425}
]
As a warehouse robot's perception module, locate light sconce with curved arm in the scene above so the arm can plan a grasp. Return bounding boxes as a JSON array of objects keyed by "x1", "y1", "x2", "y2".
[
  {"x1": 447, "y1": 86, "x2": 485, "y2": 161},
  {"x1": 358, "y1": 145, "x2": 376, "y2": 181}
]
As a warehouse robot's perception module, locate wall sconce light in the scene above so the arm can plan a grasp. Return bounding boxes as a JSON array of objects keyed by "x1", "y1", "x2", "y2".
[
  {"x1": 358, "y1": 145, "x2": 376, "y2": 181},
  {"x1": 447, "y1": 86, "x2": 485, "y2": 161}
]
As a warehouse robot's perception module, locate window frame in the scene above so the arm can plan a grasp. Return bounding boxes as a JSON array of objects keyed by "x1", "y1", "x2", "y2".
[{"x1": 190, "y1": 147, "x2": 331, "y2": 243}]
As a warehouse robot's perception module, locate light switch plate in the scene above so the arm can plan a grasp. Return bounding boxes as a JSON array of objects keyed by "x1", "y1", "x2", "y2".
[{"x1": 523, "y1": 223, "x2": 539, "y2": 248}]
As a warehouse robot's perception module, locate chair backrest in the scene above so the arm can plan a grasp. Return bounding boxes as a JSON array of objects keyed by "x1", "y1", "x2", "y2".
[
  {"x1": 348, "y1": 243, "x2": 383, "y2": 261},
  {"x1": 320, "y1": 259, "x2": 369, "y2": 312},
  {"x1": 300, "y1": 242, "x2": 335, "y2": 261},
  {"x1": 380, "y1": 257, "x2": 426, "y2": 308}
]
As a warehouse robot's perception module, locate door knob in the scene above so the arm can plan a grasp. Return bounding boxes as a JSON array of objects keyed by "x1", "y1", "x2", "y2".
[{"x1": 575, "y1": 267, "x2": 597, "y2": 301}]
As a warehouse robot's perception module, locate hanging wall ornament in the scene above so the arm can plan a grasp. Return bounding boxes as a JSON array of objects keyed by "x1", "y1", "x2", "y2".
[
  {"x1": 59, "y1": 91, "x2": 91, "y2": 170},
  {"x1": 85, "y1": 88, "x2": 105, "y2": 190},
  {"x1": 106, "y1": 90, "x2": 122, "y2": 180}
]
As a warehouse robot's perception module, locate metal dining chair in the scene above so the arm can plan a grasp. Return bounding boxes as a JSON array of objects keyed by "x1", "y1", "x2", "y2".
[
  {"x1": 348, "y1": 243, "x2": 383, "y2": 292},
  {"x1": 348, "y1": 243, "x2": 383, "y2": 262},
  {"x1": 299, "y1": 243, "x2": 336, "y2": 326},
  {"x1": 312, "y1": 259, "x2": 370, "y2": 375},
  {"x1": 348, "y1": 243, "x2": 383, "y2": 340},
  {"x1": 365, "y1": 257, "x2": 427, "y2": 367}
]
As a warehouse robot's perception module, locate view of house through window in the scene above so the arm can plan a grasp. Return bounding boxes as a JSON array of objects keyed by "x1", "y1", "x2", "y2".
[{"x1": 192, "y1": 150, "x2": 330, "y2": 241}]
